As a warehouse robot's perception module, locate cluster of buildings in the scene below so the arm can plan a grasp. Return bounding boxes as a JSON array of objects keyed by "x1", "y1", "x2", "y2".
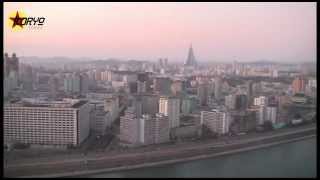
[{"x1": 3, "y1": 49, "x2": 316, "y2": 149}]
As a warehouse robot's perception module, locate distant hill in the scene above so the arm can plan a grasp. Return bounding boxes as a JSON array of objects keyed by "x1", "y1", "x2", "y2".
[{"x1": 19, "y1": 56, "x2": 93, "y2": 64}]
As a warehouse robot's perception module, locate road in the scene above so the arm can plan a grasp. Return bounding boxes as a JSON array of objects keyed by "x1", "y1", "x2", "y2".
[{"x1": 4, "y1": 123, "x2": 316, "y2": 177}]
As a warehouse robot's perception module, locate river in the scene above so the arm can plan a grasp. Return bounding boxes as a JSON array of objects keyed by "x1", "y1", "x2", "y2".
[{"x1": 85, "y1": 138, "x2": 317, "y2": 178}]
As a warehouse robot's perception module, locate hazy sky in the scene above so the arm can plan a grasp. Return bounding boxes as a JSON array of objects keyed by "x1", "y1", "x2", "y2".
[{"x1": 4, "y1": 2, "x2": 316, "y2": 63}]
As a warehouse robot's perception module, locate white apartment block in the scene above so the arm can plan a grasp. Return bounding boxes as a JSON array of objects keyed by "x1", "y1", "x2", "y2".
[
  {"x1": 225, "y1": 94, "x2": 236, "y2": 109},
  {"x1": 4, "y1": 99, "x2": 90, "y2": 147},
  {"x1": 120, "y1": 107, "x2": 140, "y2": 146},
  {"x1": 159, "y1": 96, "x2": 180, "y2": 128},
  {"x1": 139, "y1": 113, "x2": 170, "y2": 145},
  {"x1": 266, "y1": 106, "x2": 277, "y2": 124},
  {"x1": 120, "y1": 108, "x2": 170, "y2": 147},
  {"x1": 154, "y1": 113, "x2": 170, "y2": 144},
  {"x1": 200, "y1": 109, "x2": 230, "y2": 135},
  {"x1": 254, "y1": 96, "x2": 267, "y2": 106}
]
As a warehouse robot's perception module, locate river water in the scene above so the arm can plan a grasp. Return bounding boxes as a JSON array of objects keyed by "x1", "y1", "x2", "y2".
[{"x1": 86, "y1": 138, "x2": 317, "y2": 178}]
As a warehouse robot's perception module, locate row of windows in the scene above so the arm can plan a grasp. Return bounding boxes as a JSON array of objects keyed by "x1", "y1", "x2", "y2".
[
  {"x1": 4, "y1": 113, "x2": 74, "y2": 116},
  {"x1": 4, "y1": 119, "x2": 75, "y2": 125},
  {"x1": 4, "y1": 126, "x2": 75, "y2": 129},
  {"x1": 4, "y1": 122, "x2": 75, "y2": 124},
  {"x1": 5, "y1": 131, "x2": 74, "y2": 134},
  {"x1": 5, "y1": 137, "x2": 75, "y2": 141},
  {"x1": 5, "y1": 131, "x2": 75, "y2": 134},
  {"x1": 4, "y1": 120, "x2": 75, "y2": 123},
  {"x1": 4, "y1": 119, "x2": 75, "y2": 123},
  {"x1": 5, "y1": 131, "x2": 73, "y2": 135},
  {"x1": 4, "y1": 111, "x2": 74, "y2": 113},
  {"x1": 4, "y1": 116, "x2": 74, "y2": 119},
  {"x1": 5, "y1": 138, "x2": 75, "y2": 142},
  {"x1": 5, "y1": 109, "x2": 74, "y2": 112},
  {"x1": 5, "y1": 137, "x2": 75, "y2": 140}
]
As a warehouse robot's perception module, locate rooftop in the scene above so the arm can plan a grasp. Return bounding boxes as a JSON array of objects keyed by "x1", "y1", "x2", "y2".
[
  {"x1": 72, "y1": 100, "x2": 88, "y2": 108},
  {"x1": 7, "y1": 98, "x2": 88, "y2": 109}
]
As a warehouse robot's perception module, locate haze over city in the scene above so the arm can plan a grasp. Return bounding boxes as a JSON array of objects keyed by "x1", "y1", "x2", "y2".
[
  {"x1": 4, "y1": 2, "x2": 316, "y2": 63},
  {"x1": 3, "y1": 2, "x2": 317, "y2": 178}
]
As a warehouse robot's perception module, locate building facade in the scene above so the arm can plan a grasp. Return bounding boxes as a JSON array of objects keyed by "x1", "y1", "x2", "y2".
[
  {"x1": 225, "y1": 94, "x2": 236, "y2": 109},
  {"x1": 120, "y1": 108, "x2": 170, "y2": 147},
  {"x1": 266, "y1": 106, "x2": 277, "y2": 124},
  {"x1": 90, "y1": 103, "x2": 111, "y2": 135},
  {"x1": 200, "y1": 109, "x2": 230, "y2": 135},
  {"x1": 4, "y1": 99, "x2": 90, "y2": 147},
  {"x1": 104, "y1": 95, "x2": 119, "y2": 123},
  {"x1": 254, "y1": 96, "x2": 267, "y2": 106},
  {"x1": 292, "y1": 76, "x2": 306, "y2": 94},
  {"x1": 159, "y1": 96, "x2": 180, "y2": 128}
]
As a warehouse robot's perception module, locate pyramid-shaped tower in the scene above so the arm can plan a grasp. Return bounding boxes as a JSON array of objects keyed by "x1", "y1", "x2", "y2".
[{"x1": 184, "y1": 44, "x2": 197, "y2": 67}]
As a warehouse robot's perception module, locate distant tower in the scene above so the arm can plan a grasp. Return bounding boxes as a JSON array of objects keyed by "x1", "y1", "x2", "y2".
[
  {"x1": 246, "y1": 80, "x2": 253, "y2": 106},
  {"x1": 4, "y1": 53, "x2": 9, "y2": 77},
  {"x1": 184, "y1": 44, "x2": 197, "y2": 67}
]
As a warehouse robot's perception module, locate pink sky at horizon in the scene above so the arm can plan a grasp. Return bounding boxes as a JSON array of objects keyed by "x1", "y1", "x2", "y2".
[{"x1": 4, "y1": 2, "x2": 316, "y2": 63}]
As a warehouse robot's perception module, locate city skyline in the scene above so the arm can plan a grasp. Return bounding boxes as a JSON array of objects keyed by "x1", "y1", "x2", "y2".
[{"x1": 4, "y1": 2, "x2": 316, "y2": 63}]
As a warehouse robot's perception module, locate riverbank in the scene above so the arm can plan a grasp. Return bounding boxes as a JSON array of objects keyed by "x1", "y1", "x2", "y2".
[
  {"x1": 86, "y1": 137, "x2": 317, "y2": 178},
  {"x1": 4, "y1": 124, "x2": 316, "y2": 178},
  {"x1": 39, "y1": 134, "x2": 317, "y2": 178}
]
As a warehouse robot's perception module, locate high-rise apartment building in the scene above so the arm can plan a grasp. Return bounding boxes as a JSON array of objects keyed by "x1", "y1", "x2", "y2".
[
  {"x1": 4, "y1": 53, "x2": 19, "y2": 95},
  {"x1": 225, "y1": 94, "x2": 236, "y2": 109},
  {"x1": 197, "y1": 83, "x2": 208, "y2": 106},
  {"x1": 159, "y1": 96, "x2": 180, "y2": 128},
  {"x1": 246, "y1": 80, "x2": 253, "y2": 105},
  {"x1": 90, "y1": 103, "x2": 111, "y2": 135},
  {"x1": 104, "y1": 95, "x2": 119, "y2": 123},
  {"x1": 254, "y1": 96, "x2": 268, "y2": 106},
  {"x1": 64, "y1": 73, "x2": 89, "y2": 95},
  {"x1": 181, "y1": 97, "x2": 193, "y2": 115},
  {"x1": 153, "y1": 77, "x2": 171, "y2": 95},
  {"x1": 292, "y1": 76, "x2": 306, "y2": 94},
  {"x1": 266, "y1": 105, "x2": 277, "y2": 124},
  {"x1": 200, "y1": 109, "x2": 230, "y2": 135},
  {"x1": 49, "y1": 75, "x2": 59, "y2": 99},
  {"x1": 120, "y1": 108, "x2": 170, "y2": 147},
  {"x1": 214, "y1": 78, "x2": 222, "y2": 100},
  {"x1": 4, "y1": 99, "x2": 90, "y2": 147},
  {"x1": 120, "y1": 107, "x2": 140, "y2": 145},
  {"x1": 4, "y1": 53, "x2": 19, "y2": 77},
  {"x1": 235, "y1": 94, "x2": 248, "y2": 110},
  {"x1": 171, "y1": 80, "x2": 184, "y2": 96}
]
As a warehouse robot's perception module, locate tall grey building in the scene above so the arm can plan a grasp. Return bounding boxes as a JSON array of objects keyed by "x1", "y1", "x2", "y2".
[
  {"x1": 4, "y1": 53, "x2": 19, "y2": 95},
  {"x1": 214, "y1": 77, "x2": 222, "y2": 100},
  {"x1": 64, "y1": 73, "x2": 89, "y2": 95},
  {"x1": 197, "y1": 83, "x2": 208, "y2": 106},
  {"x1": 153, "y1": 77, "x2": 171, "y2": 95}
]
